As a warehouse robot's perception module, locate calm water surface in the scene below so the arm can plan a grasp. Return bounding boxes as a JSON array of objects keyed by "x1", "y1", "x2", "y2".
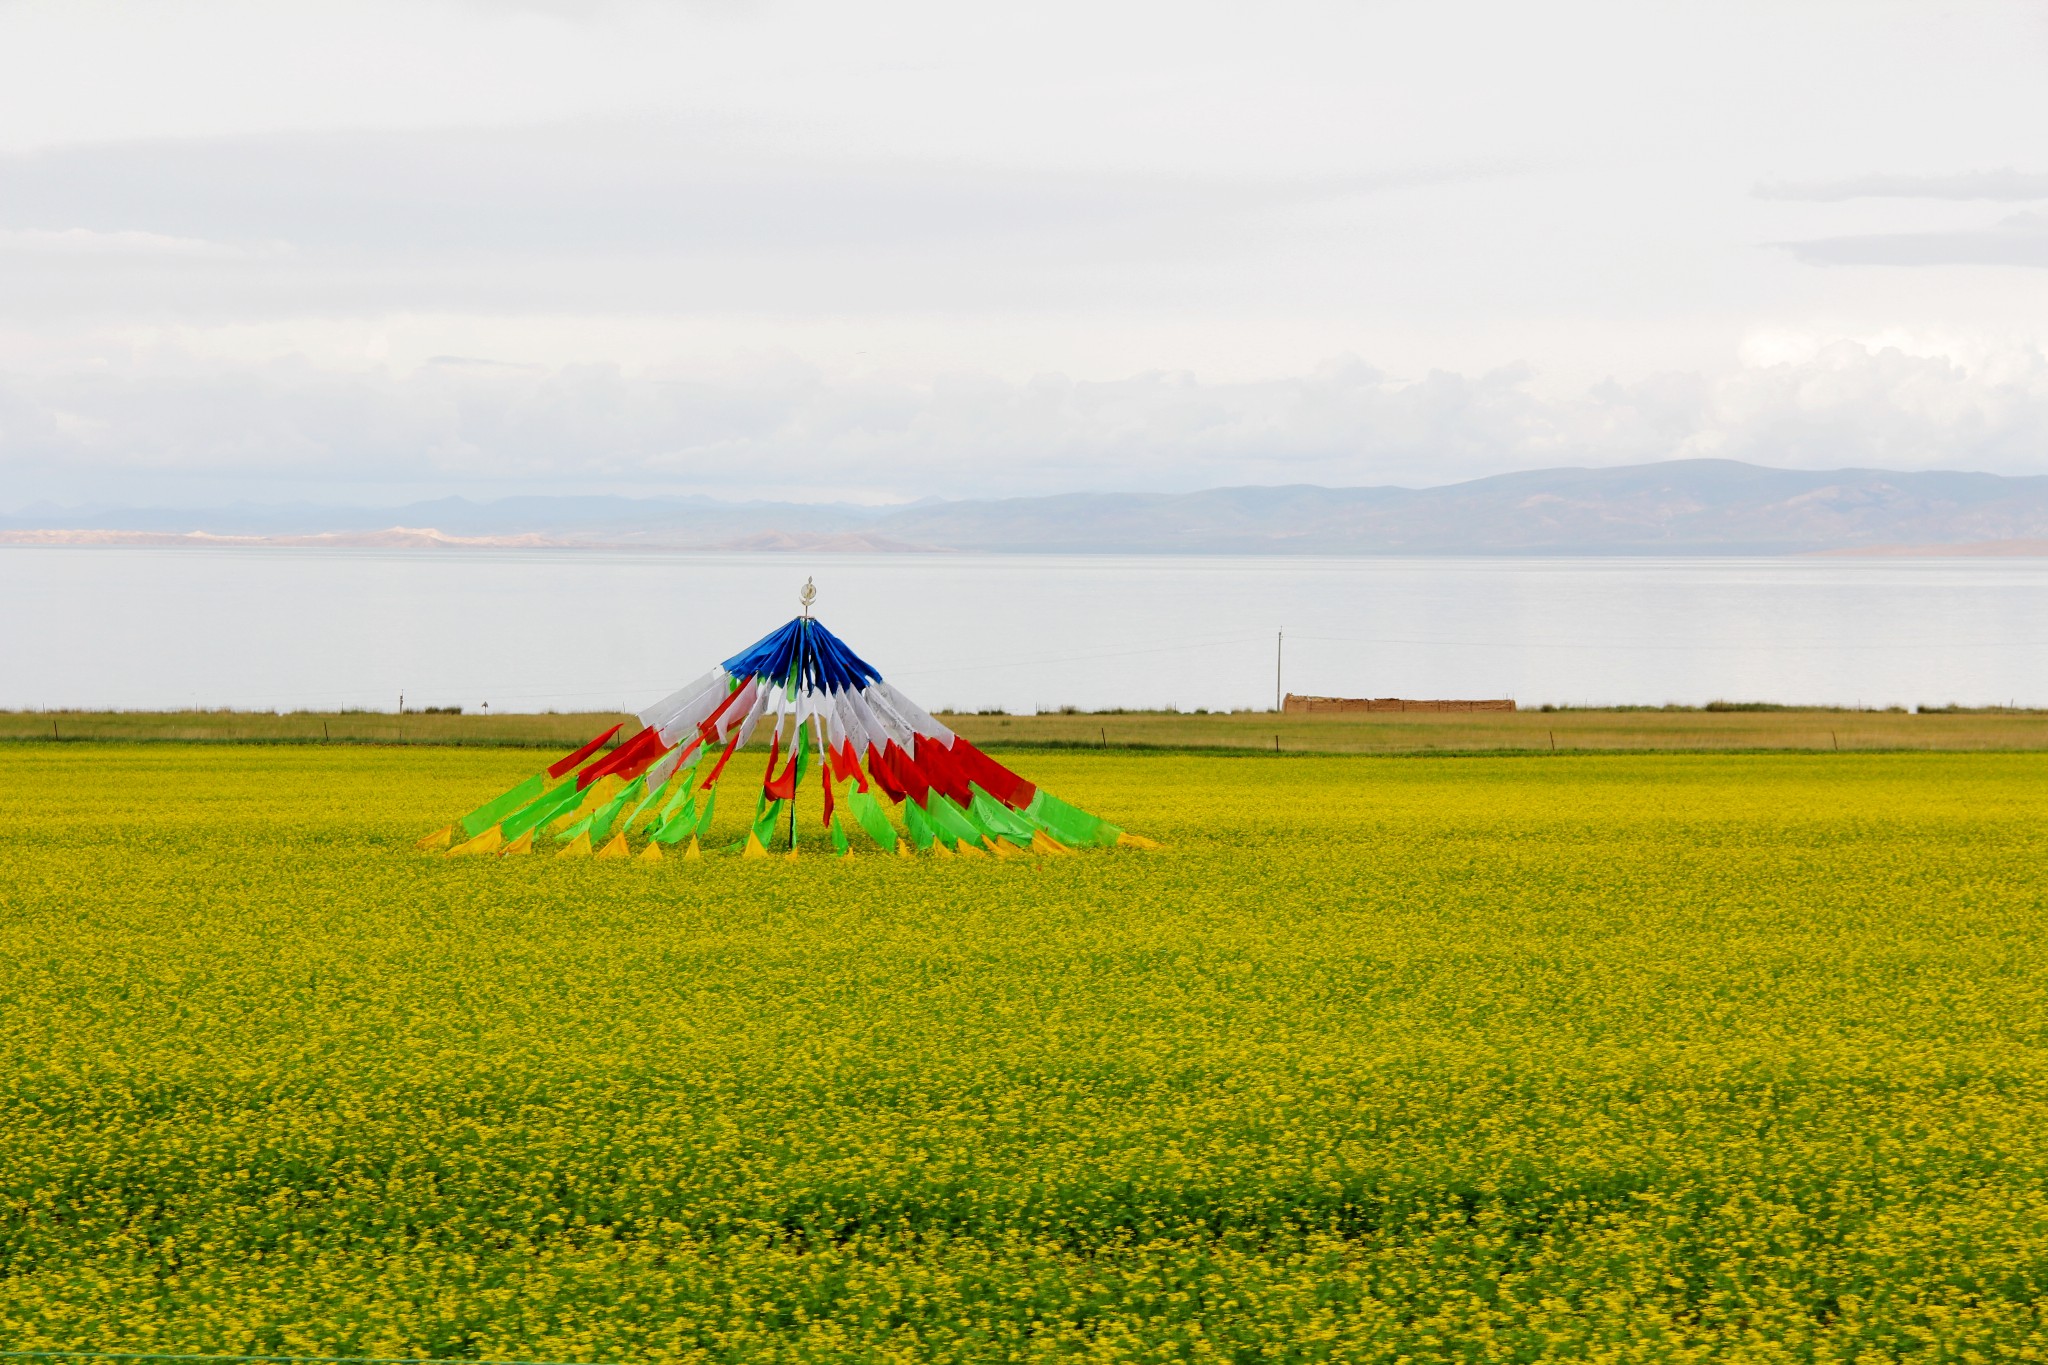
[{"x1": 4, "y1": 548, "x2": 2044, "y2": 712}]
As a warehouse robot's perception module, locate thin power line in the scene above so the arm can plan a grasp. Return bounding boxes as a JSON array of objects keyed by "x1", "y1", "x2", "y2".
[{"x1": 1285, "y1": 632, "x2": 2048, "y2": 653}]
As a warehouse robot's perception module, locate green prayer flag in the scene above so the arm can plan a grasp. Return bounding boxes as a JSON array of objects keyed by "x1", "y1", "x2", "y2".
[
  {"x1": 969, "y1": 787, "x2": 1036, "y2": 843},
  {"x1": 927, "y1": 792, "x2": 990, "y2": 848},
  {"x1": 660, "y1": 750, "x2": 704, "y2": 818},
  {"x1": 499, "y1": 778, "x2": 584, "y2": 840},
  {"x1": 1025, "y1": 790, "x2": 1122, "y2": 848},
  {"x1": 792, "y1": 723, "x2": 813, "y2": 790},
  {"x1": 621, "y1": 772, "x2": 678, "y2": 834},
  {"x1": 587, "y1": 776, "x2": 642, "y2": 841},
  {"x1": 459, "y1": 773, "x2": 546, "y2": 837},
  {"x1": 751, "y1": 796, "x2": 784, "y2": 847},
  {"x1": 903, "y1": 798, "x2": 937, "y2": 851},
  {"x1": 650, "y1": 794, "x2": 697, "y2": 844},
  {"x1": 847, "y1": 790, "x2": 898, "y2": 852}
]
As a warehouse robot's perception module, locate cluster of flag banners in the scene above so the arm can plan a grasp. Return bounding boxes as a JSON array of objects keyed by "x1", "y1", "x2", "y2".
[{"x1": 417, "y1": 614, "x2": 1153, "y2": 861}]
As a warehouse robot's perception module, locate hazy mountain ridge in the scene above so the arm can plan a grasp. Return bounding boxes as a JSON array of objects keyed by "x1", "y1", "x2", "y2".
[{"x1": 8, "y1": 461, "x2": 2048, "y2": 554}]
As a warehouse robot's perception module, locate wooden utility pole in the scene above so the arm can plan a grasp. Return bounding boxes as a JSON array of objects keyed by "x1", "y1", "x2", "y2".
[{"x1": 1275, "y1": 631, "x2": 1283, "y2": 713}]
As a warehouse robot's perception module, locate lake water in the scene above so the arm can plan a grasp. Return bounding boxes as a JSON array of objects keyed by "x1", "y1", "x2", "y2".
[{"x1": 4, "y1": 548, "x2": 2045, "y2": 713}]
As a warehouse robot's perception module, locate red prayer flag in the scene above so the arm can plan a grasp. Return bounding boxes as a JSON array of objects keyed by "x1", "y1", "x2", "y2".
[
  {"x1": 548, "y1": 723, "x2": 623, "y2": 779},
  {"x1": 699, "y1": 734, "x2": 742, "y2": 789},
  {"x1": 880, "y1": 740, "x2": 929, "y2": 804},
  {"x1": 578, "y1": 726, "x2": 664, "y2": 789},
  {"x1": 864, "y1": 744, "x2": 906, "y2": 802},
  {"x1": 912, "y1": 733, "x2": 972, "y2": 807},
  {"x1": 698, "y1": 680, "x2": 751, "y2": 743},
  {"x1": 608, "y1": 733, "x2": 672, "y2": 785},
  {"x1": 764, "y1": 740, "x2": 798, "y2": 800},
  {"x1": 832, "y1": 738, "x2": 869, "y2": 791},
  {"x1": 948, "y1": 736, "x2": 1035, "y2": 808}
]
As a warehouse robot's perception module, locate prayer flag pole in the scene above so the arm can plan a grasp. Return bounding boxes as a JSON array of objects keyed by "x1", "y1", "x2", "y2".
[{"x1": 790, "y1": 579, "x2": 815, "y2": 851}]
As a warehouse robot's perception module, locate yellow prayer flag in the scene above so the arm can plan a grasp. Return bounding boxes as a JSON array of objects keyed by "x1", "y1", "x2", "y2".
[{"x1": 446, "y1": 827, "x2": 503, "y2": 858}]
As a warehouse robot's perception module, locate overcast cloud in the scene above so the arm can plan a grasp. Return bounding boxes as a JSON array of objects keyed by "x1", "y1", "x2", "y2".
[
  {"x1": 4, "y1": 0, "x2": 2048, "y2": 507},
  {"x1": 1779, "y1": 214, "x2": 2048, "y2": 270},
  {"x1": 1756, "y1": 170, "x2": 2048, "y2": 203}
]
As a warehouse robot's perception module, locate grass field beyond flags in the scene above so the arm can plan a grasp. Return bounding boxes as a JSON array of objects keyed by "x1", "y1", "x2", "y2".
[
  {"x1": 3, "y1": 744, "x2": 2047, "y2": 1358},
  {"x1": 5, "y1": 704, "x2": 2048, "y2": 752}
]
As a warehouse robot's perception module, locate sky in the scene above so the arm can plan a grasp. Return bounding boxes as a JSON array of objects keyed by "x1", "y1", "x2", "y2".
[{"x1": 3, "y1": 0, "x2": 2048, "y2": 508}]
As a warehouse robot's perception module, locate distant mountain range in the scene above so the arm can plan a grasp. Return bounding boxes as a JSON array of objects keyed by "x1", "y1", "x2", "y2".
[{"x1": 8, "y1": 460, "x2": 2048, "y2": 555}]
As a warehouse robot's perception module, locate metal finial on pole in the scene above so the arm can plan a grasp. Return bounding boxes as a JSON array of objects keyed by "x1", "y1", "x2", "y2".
[{"x1": 800, "y1": 577, "x2": 816, "y2": 617}]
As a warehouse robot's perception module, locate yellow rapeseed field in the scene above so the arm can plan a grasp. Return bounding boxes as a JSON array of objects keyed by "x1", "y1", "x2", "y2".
[{"x1": 2, "y1": 743, "x2": 2046, "y2": 1362}]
